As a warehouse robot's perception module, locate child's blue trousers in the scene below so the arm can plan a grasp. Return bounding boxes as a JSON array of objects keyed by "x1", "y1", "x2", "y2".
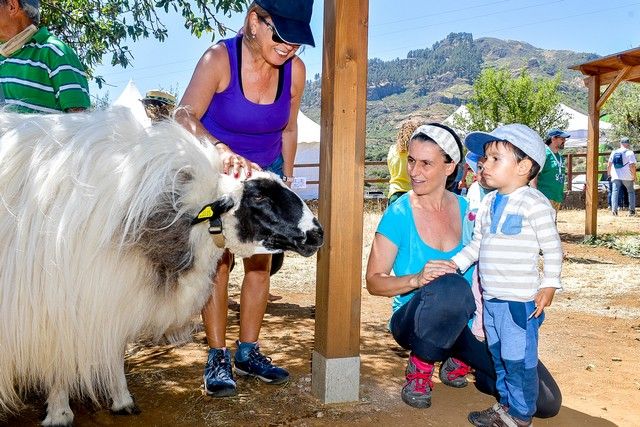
[{"x1": 484, "y1": 298, "x2": 544, "y2": 422}]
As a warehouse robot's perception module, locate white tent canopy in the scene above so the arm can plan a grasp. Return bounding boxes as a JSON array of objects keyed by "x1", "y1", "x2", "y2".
[
  {"x1": 444, "y1": 103, "x2": 612, "y2": 149},
  {"x1": 293, "y1": 111, "x2": 321, "y2": 199},
  {"x1": 559, "y1": 103, "x2": 611, "y2": 148},
  {"x1": 112, "y1": 81, "x2": 322, "y2": 199},
  {"x1": 112, "y1": 80, "x2": 152, "y2": 128}
]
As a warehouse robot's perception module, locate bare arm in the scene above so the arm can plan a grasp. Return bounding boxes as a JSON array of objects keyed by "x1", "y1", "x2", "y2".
[
  {"x1": 176, "y1": 45, "x2": 259, "y2": 176},
  {"x1": 280, "y1": 57, "x2": 306, "y2": 183},
  {"x1": 631, "y1": 163, "x2": 637, "y2": 182},
  {"x1": 366, "y1": 233, "x2": 456, "y2": 297}
]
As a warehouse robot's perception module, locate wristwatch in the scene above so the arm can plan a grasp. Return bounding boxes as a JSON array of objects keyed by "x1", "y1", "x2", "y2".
[{"x1": 281, "y1": 175, "x2": 294, "y2": 182}]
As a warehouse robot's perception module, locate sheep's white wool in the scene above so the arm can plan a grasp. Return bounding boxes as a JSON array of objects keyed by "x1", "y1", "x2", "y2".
[{"x1": 0, "y1": 108, "x2": 237, "y2": 418}]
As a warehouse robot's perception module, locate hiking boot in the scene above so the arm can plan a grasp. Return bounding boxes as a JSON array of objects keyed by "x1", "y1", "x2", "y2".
[
  {"x1": 234, "y1": 341, "x2": 289, "y2": 384},
  {"x1": 203, "y1": 348, "x2": 237, "y2": 397},
  {"x1": 401, "y1": 353, "x2": 434, "y2": 408},
  {"x1": 468, "y1": 403, "x2": 532, "y2": 427},
  {"x1": 439, "y1": 357, "x2": 472, "y2": 388}
]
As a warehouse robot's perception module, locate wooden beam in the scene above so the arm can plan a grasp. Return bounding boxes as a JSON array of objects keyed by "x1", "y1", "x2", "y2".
[
  {"x1": 598, "y1": 64, "x2": 640, "y2": 85},
  {"x1": 315, "y1": 0, "x2": 368, "y2": 360},
  {"x1": 577, "y1": 64, "x2": 618, "y2": 75},
  {"x1": 596, "y1": 65, "x2": 632, "y2": 110},
  {"x1": 585, "y1": 75, "x2": 600, "y2": 237},
  {"x1": 618, "y1": 53, "x2": 640, "y2": 67}
]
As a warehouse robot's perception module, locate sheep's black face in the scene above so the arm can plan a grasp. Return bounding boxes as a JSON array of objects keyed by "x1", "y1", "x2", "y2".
[{"x1": 234, "y1": 178, "x2": 323, "y2": 257}]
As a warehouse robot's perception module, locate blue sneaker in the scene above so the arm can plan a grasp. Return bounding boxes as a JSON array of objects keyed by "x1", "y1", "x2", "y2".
[
  {"x1": 234, "y1": 341, "x2": 289, "y2": 384},
  {"x1": 203, "y1": 348, "x2": 237, "y2": 397}
]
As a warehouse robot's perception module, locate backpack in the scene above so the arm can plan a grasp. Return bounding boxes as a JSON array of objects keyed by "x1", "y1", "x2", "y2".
[{"x1": 612, "y1": 151, "x2": 626, "y2": 168}]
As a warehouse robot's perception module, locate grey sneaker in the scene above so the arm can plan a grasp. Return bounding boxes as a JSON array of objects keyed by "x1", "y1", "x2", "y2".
[
  {"x1": 203, "y1": 348, "x2": 237, "y2": 397},
  {"x1": 439, "y1": 357, "x2": 472, "y2": 388},
  {"x1": 468, "y1": 403, "x2": 532, "y2": 427},
  {"x1": 400, "y1": 353, "x2": 434, "y2": 408}
]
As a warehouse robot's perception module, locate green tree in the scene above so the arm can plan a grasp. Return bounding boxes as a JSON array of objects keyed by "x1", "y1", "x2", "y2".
[
  {"x1": 454, "y1": 68, "x2": 568, "y2": 136},
  {"x1": 42, "y1": 0, "x2": 248, "y2": 86},
  {"x1": 602, "y1": 82, "x2": 640, "y2": 147}
]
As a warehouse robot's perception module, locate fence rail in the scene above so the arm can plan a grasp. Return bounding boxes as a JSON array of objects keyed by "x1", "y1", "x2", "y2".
[
  {"x1": 294, "y1": 160, "x2": 388, "y2": 185},
  {"x1": 296, "y1": 153, "x2": 627, "y2": 191}
]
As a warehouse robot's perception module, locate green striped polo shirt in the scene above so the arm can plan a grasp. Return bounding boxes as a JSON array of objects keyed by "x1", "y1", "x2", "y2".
[{"x1": 0, "y1": 27, "x2": 90, "y2": 113}]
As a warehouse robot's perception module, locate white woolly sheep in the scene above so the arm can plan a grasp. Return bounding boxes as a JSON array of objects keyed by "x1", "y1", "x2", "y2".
[{"x1": 0, "y1": 108, "x2": 323, "y2": 426}]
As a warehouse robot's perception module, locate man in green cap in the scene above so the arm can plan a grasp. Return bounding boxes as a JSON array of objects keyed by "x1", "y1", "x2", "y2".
[{"x1": 531, "y1": 128, "x2": 570, "y2": 211}]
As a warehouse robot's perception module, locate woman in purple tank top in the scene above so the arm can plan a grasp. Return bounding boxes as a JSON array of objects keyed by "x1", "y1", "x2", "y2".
[{"x1": 176, "y1": 0, "x2": 315, "y2": 398}]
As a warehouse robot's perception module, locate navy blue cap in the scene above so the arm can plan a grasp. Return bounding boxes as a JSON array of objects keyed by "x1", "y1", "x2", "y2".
[
  {"x1": 255, "y1": 0, "x2": 315, "y2": 47},
  {"x1": 546, "y1": 128, "x2": 571, "y2": 139}
]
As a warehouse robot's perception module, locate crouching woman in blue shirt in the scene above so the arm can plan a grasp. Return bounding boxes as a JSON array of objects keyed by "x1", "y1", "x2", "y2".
[{"x1": 365, "y1": 123, "x2": 561, "y2": 417}]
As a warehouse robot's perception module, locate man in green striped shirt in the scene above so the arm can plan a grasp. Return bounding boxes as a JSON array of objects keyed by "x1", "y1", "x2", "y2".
[{"x1": 0, "y1": 0, "x2": 90, "y2": 113}]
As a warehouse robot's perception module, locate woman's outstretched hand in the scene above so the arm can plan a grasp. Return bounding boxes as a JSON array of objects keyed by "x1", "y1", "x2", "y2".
[
  {"x1": 217, "y1": 144, "x2": 261, "y2": 178},
  {"x1": 410, "y1": 259, "x2": 459, "y2": 289}
]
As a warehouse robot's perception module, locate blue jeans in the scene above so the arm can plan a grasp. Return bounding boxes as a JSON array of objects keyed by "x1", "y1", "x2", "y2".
[
  {"x1": 389, "y1": 274, "x2": 562, "y2": 418},
  {"x1": 611, "y1": 180, "x2": 636, "y2": 213},
  {"x1": 265, "y1": 155, "x2": 284, "y2": 177}
]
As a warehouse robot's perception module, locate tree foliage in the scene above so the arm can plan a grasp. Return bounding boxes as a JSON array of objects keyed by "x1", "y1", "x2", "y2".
[
  {"x1": 41, "y1": 0, "x2": 248, "y2": 85},
  {"x1": 451, "y1": 68, "x2": 568, "y2": 136},
  {"x1": 602, "y1": 82, "x2": 640, "y2": 147}
]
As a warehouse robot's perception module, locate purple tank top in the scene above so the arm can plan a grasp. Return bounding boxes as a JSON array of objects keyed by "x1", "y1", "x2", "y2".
[{"x1": 200, "y1": 35, "x2": 292, "y2": 168}]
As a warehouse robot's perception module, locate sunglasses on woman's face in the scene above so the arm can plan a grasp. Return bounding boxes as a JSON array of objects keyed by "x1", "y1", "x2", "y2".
[{"x1": 257, "y1": 15, "x2": 286, "y2": 44}]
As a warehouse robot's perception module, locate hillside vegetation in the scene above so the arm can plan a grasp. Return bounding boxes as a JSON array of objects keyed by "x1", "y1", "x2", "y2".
[{"x1": 301, "y1": 32, "x2": 598, "y2": 160}]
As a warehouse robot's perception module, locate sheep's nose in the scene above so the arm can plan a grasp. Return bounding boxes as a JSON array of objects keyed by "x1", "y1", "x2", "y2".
[{"x1": 304, "y1": 222, "x2": 324, "y2": 248}]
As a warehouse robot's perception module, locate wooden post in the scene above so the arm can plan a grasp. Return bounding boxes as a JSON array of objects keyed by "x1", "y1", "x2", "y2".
[
  {"x1": 566, "y1": 153, "x2": 573, "y2": 191},
  {"x1": 585, "y1": 75, "x2": 600, "y2": 237},
  {"x1": 312, "y1": 0, "x2": 369, "y2": 403}
]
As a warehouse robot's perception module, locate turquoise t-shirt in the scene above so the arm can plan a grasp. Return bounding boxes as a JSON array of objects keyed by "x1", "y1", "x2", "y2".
[{"x1": 376, "y1": 192, "x2": 474, "y2": 313}]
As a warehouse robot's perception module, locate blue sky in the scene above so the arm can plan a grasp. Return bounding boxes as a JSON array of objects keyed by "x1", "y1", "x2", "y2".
[{"x1": 91, "y1": 0, "x2": 640, "y2": 103}]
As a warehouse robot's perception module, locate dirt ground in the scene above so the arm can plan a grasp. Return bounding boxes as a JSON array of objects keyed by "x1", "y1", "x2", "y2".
[{"x1": 5, "y1": 209, "x2": 640, "y2": 427}]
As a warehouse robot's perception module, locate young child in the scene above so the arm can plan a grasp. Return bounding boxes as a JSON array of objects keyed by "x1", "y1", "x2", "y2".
[
  {"x1": 461, "y1": 151, "x2": 494, "y2": 341},
  {"x1": 451, "y1": 124, "x2": 563, "y2": 427}
]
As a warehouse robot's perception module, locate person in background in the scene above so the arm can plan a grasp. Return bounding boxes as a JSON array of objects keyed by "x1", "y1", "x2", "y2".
[
  {"x1": 461, "y1": 151, "x2": 494, "y2": 342},
  {"x1": 387, "y1": 120, "x2": 419, "y2": 205},
  {"x1": 141, "y1": 89, "x2": 177, "y2": 122},
  {"x1": 531, "y1": 128, "x2": 569, "y2": 211},
  {"x1": 0, "y1": 0, "x2": 90, "y2": 113},
  {"x1": 608, "y1": 137, "x2": 637, "y2": 216},
  {"x1": 176, "y1": 0, "x2": 314, "y2": 398}
]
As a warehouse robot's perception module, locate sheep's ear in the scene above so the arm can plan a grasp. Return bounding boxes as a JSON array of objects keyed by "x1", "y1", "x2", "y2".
[{"x1": 191, "y1": 196, "x2": 235, "y2": 225}]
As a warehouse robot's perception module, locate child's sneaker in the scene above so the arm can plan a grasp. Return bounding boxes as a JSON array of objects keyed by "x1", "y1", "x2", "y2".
[
  {"x1": 468, "y1": 403, "x2": 532, "y2": 427},
  {"x1": 234, "y1": 341, "x2": 289, "y2": 384},
  {"x1": 439, "y1": 357, "x2": 472, "y2": 388},
  {"x1": 203, "y1": 348, "x2": 237, "y2": 397},
  {"x1": 401, "y1": 353, "x2": 434, "y2": 408}
]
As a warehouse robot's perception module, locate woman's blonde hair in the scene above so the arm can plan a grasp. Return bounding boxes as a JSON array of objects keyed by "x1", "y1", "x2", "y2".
[{"x1": 396, "y1": 120, "x2": 420, "y2": 153}]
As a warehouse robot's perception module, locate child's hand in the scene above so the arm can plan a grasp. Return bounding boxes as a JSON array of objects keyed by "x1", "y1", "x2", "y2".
[{"x1": 532, "y1": 287, "x2": 557, "y2": 318}]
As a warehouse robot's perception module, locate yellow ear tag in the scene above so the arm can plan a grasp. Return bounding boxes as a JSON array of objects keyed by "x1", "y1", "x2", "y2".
[{"x1": 197, "y1": 205, "x2": 215, "y2": 220}]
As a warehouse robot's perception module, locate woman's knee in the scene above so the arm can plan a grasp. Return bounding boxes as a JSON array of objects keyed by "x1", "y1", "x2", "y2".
[{"x1": 420, "y1": 274, "x2": 475, "y2": 314}]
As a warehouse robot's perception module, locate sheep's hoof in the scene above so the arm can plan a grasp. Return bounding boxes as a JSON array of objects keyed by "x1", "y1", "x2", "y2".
[
  {"x1": 111, "y1": 403, "x2": 141, "y2": 416},
  {"x1": 42, "y1": 409, "x2": 74, "y2": 426}
]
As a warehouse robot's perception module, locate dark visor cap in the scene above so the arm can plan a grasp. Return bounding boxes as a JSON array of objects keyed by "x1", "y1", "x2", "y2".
[{"x1": 255, "y1": 0, "x2": 315, "y2": 47}]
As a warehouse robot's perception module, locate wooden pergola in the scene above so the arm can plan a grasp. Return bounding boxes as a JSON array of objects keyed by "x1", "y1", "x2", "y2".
[{"x1": 570, "y1": 47, "x2": 640, "y2": 236}]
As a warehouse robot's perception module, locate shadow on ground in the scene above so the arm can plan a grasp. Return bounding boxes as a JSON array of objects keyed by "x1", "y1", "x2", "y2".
[{"x1": 2, "y1": 299, "x2": 621, "y2": 427}]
